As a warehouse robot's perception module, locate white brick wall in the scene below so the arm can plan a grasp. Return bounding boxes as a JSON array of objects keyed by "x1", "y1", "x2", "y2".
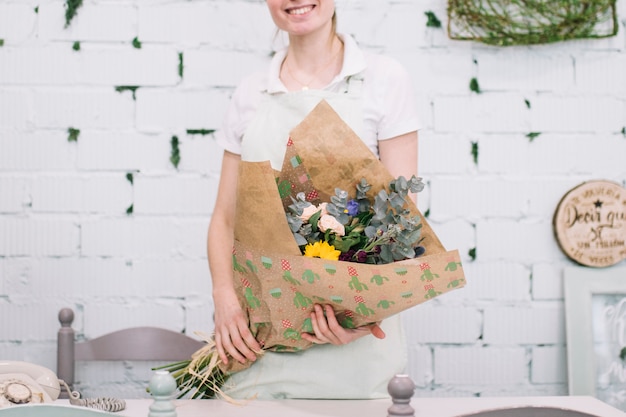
[{"x1": 1, "y1": 0, "x2": 626, "y2": 401}]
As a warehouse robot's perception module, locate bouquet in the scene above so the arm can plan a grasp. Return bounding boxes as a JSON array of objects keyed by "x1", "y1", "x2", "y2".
[
  {"x1": 156, "y1": 100, "x2": 466, "y2": 400},
  {"x1": 287, "y1": 175, "x2": 426, "y2": 264}
]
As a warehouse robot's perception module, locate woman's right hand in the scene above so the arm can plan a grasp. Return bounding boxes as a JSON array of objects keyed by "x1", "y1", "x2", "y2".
[{"x1": 212, "y1": 287, "x2": 262, "y2": 365}]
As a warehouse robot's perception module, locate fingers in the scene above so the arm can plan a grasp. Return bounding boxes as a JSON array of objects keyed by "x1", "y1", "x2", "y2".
[
  {"x1": 370, "y1": 323, "x2": 386, "y2": 339},
  {"x1": 305, "y1": 304, "x2": 380, "y2": 345},
  {"x1": 215, "y1": 321, "x2": 261, "y2": 365}
]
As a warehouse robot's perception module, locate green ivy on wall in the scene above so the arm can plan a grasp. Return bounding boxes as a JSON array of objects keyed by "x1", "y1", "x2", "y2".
[
  {"x1": 64, "y1": 0, "x2": 83, "y2": 28},
  {"x1": 447, "y1": 0, "x2": 618, "y2": 46}
]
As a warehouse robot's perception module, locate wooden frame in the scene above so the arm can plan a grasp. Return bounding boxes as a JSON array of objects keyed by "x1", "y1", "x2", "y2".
[{"x1": 564, "y1": 266, "x2": 626, "y2": 406}]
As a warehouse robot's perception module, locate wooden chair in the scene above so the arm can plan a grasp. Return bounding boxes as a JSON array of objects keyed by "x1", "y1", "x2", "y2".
[{"x1": 56, "y1": 307, "x2": 205, "y2": 397}]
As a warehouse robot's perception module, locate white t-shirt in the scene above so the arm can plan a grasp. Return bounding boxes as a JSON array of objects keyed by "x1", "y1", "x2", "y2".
[
  {"x1": 215, "y1": 33, "x2": 421, "y2": 159},
  {"x1": 214, "y1": 34, "x2": 420, "y2": 400}
]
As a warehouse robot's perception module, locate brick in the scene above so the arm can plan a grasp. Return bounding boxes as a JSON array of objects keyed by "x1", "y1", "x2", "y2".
[
  {"x1": 136, "y1": 88, "x2": 231, "y2": 133},
  {"x1": 478, "y1": 134, "x2": 530, "y2": 174},
  {"x1": 476, "y1": 220, "x2": 561, "y2": 262},
  {"x1": 406, "y1": 345, "x2": 433, "y2": 388},
  {"x1": 138, "y1": 2, "x2": 274, "y2": 51},
  {"x1": 530, "y1": 96, "x2": 623, "y2": 133},
  {"x1": 0, "y1": 44, "x2": 179, "y2": 86},
  {"x1": 31, "y1": 175, "x2": 132, "y2": 214},
  {"x1": 576, "y1": 52, "x2": 626, "y2": 95},
  {"x1": 425, "y1": 218, "x2": 475, "y2": 260},
  {"x1": 83, "y1": 302, "x2": 187, "y2": 337},
  {"x1": 403, "y1": 305, "x2": 481, "y2": 344},
  {"x1": 0, "y1": 300, "x2": 63, "y2": 340},
  {"x1": 134, "y1": 175, "x2": 216, "y2": 215},
  {"x1": 33, "y1": 88, "x2": 135, "y2": 129},
  {"x1": 183, "y1": 49, "x2": 270, "y2": 88},
  {"x1": 418, "y1": 134, "x2": 475, "y2": 175},
  {"x1": 402, "y1": 50, "x2": 475, "y2": 96},
  {"x1": 0, "y1": 89, "x2": 33, "y2": 130},
  {"x1": 460, "y1": 262, "x2": 531, "y2": 301},
  {"x1": 0, "y1": 4, "x2": 37, "y2": 41},
  {"x1": 0, "y1": 217, "x2": 79, "y2": 256},
  {"x1": 434, "y1": 346, "x2": 528, "y2": 385},
  {"x1": 479, "y1": 52, "x2": 575, "y2": 92},
  {"x1": 532, "y1": 262, "x2": 566, "y2": 300},
  {"x1": 483, "y1": 304, "x2": 565, "y2": 344},
  {"x1": 531, "y1": 346, "x2": 567, "y2": 384},
  {"x1": 0, "y1": 131, "x2": 76, "y2": 171},
  {"x1": 0, "y1": 176, "x2": 28, "y2": 213},
  {"x1": 177, "y1": 219, "x2": 212, "y2": 259},
  {"x1": 434, "y1": 94, "x2": 529, "y2": 133},
  {"x1": 77, "y1": 131, "x2": 171, "y2": 172},
  {"x1": 38, "y1": 3, "x2": 136, "y2": 42},
  {"x1": 131, "y1": 259, "x2": 210, "y2": 298},
  {"x1": 430, "y1": 178, "x2": 530, "y2": 218},
  {"x1": 179, "y1": 134, "x2": 224, "y2": 176},
  {"x1": 80, "y1": 217, "x2": 182, "y2": 258}
]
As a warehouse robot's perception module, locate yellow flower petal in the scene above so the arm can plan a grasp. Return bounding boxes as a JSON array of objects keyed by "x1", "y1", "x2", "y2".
[
  {"x1": 318, "y1": 241, "x2": 340, "y2": 261},
  {"x1": 304, "y1": 242, "x2": 321, "y2": 258}
]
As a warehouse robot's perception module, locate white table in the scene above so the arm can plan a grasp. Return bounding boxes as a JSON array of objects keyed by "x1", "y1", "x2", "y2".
[{"x1": 103, "y1": 396, "x2": 625, "y2": 417}]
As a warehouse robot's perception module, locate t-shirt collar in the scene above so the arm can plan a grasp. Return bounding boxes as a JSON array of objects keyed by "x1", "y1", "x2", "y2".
[{"x1": 266, "y1": 33, "x2": 366, "y2": 94}]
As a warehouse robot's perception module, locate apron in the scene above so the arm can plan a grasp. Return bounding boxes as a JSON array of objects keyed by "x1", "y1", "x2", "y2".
[{"x1": 223, "y1": 76, "x2": 408, "y2": 400}]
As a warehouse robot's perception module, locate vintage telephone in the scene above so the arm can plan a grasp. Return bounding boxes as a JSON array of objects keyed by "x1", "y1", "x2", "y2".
[
  {"x1": 0, "y1": 361, "x2": 125, "y2": 411},
  {"x1": 0, "y1": 361, "x2": 61, "y2": 407}
]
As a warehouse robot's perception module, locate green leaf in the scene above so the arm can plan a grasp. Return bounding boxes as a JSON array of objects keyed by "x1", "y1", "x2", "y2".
[
  {"x1": 115, "y1": 86, "x2": 139, "y2": 100},
  {"x1": 0, "y1": 39, "x2": 4, "y2": 47},
  {"x1": 64, "y1": 0, "x2": 83, "y2": 28},
  {"x1": 468, "y1": 247, "x2": 476, "y2": 261},
  {"x1": 132, "y1": 37, "x2": 142, "y2": 49},
  {"x1": 178, "y1": 52, "x2": 184, "y2": 78},
  {"x1": 126, "y1": 204, "x2": 134, "y2": 215},
  {"x1": 424, "y1": 11, "x2": 442, "y2": 28},
  {"x1": 72, "y1": 41, "x2": 80, "y2": 51},
  {"x1": 67, "y1": 127, "x2": 80, "y2": 142},
  {"x1": 469, "y1": 77, "x2": 481, "y2": 94},
  {"x1": 170, "y1": 136, "x2": 181, "y2": 168},
  {"x1": 471, "y1": 141, "x2": 479, "y2": 165},
  {"x1": 186, "y1": 129, "x2": 215, "y2": 135},
  {"x1": 524, "y1": 99, "x2": 531, "y2": 109},
  {"x1": 526, "y1": 132, "x2": 541, "y2": 141},
  {"x1": 126, "y1": 172, "x2": 134, "y2": 184}
]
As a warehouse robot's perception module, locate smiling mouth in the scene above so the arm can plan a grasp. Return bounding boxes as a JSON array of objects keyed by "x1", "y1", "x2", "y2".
[{"x1": 286, "y1": 5, "x2": 315, "y2": 15}]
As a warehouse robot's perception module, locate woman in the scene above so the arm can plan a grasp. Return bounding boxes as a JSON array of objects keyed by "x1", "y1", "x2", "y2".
[{"x1": 208, "y1": 0, "x2": 420, "y2": 399}]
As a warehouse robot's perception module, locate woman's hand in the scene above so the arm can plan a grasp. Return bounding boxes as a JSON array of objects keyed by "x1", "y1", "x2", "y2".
[
  {"x1": 300, "y1": 304, "x2": 386, "y2": 345},
  {"x1": 212, "y1": 287, "x2": 262, "y2": 366}
]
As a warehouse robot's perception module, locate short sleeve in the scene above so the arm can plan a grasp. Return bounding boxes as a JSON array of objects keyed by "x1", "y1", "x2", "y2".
[
  {"x1": 214, "y1": 72, "x2": 265, "y2": 155},
  {"x1": 369, "y1": 56, "x2": 421, "y2": 141}
]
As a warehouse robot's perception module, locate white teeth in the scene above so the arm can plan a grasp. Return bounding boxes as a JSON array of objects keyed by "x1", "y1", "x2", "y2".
[{"x1": 288, "y1": 6, "x2": 313, "y2": 15}]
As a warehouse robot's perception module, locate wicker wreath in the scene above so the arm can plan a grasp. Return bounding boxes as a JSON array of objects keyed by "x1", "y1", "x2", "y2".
[{"x1": 447, "y1": 0, "x2": 618, "y2": 46}]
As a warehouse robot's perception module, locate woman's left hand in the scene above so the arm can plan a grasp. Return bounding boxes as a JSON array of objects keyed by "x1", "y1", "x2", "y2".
[{"x1": 301, "y1": 304, "x2": 386, "y2": 345}]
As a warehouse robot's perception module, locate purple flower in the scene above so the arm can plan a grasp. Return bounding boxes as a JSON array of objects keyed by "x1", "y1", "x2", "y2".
[
  {"x1": 346, "y1": 199, "x2": 359, "y2": 216},
  {"x1": 339, "y1": 250, "x2": 356, "y2": 261},
  {"x1": 355, "y1": 250, "x2": 368, "y2": 263}
]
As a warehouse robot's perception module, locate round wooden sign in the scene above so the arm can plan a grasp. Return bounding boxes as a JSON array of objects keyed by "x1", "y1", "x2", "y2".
[{"x1": 553, "y1": 180, "x2": 626, "y2": 268}]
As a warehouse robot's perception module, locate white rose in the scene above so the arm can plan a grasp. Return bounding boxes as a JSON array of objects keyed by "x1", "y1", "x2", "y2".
[
  {"x1": 318, "y1": 214, "x2": 345, "y2": 236},
  {"x1": 300, "y1": 204, "x2": 320, "y2": 222}
]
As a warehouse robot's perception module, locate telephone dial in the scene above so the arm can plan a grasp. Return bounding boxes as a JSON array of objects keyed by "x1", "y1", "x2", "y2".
[{"x1": 0, "y1": 361, "x2": 125, "y2": 411}]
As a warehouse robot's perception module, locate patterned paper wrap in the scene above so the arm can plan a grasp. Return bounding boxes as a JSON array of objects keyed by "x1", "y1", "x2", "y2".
[{"x1": 228, "y1": 100, "x2": 467, "y2": 362}]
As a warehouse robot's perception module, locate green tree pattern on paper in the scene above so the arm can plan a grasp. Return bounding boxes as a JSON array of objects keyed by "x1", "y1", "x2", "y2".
[
  {"x1": 302, "y1": 269, "x2": 320, "y2": 284},
  {"x1": 281, "y1": 259, "x2": 300, "y2": 285},
  {"x1": 354, "y1": 295, "x2": 375, "y2": 317},
  {"x1": 370, "y1": 273, "x2": 389, "y2": 285},
  {"x1": 420, "y1": 263, "x2": 439, "y2": 282},
  {"x1": 293, "y1": 291, "x2": 313, "y2": 309}
]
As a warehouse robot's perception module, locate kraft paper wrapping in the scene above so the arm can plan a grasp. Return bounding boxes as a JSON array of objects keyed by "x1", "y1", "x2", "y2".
[{"x1": 226, "y1": 100, "x2": 466, "y2": 372}]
